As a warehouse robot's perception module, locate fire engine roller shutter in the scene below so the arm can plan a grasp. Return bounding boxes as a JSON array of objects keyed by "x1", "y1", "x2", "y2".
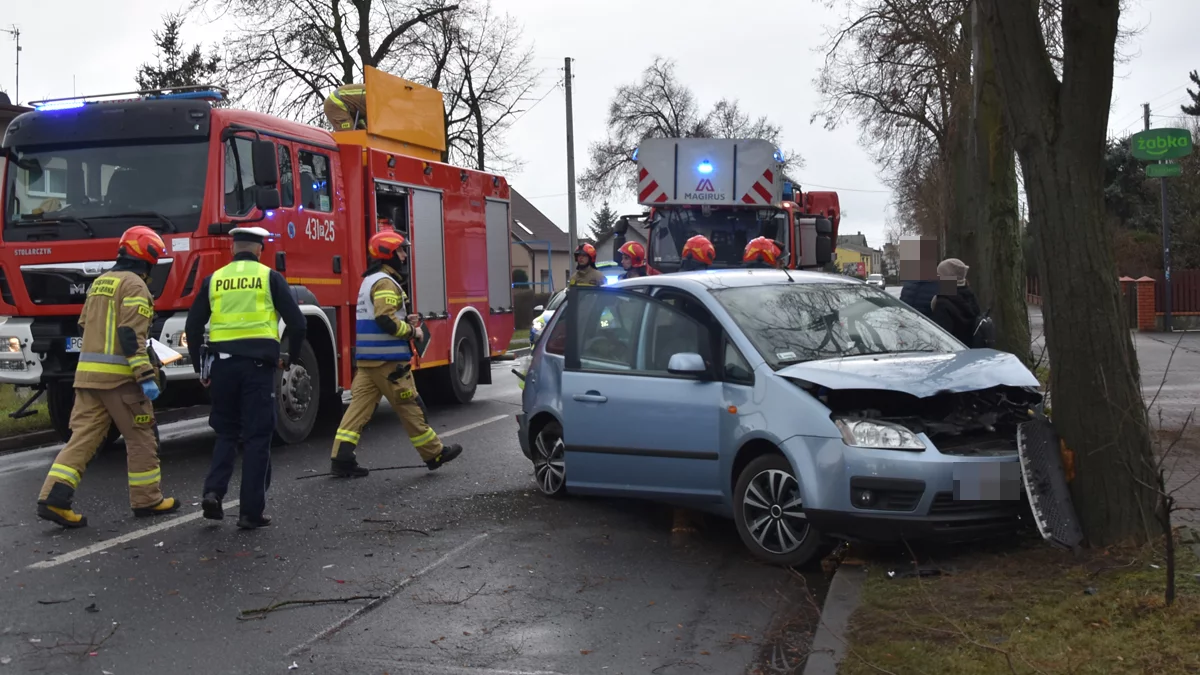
[
  {"x1": 485, "y1": 199, "x2": 511, "y2": 310},
  {"x1": 411, "y1": 188, "x2": 448, "y2": 316}
]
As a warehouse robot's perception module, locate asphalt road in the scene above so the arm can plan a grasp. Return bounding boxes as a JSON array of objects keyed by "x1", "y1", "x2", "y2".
[{"x1": 0, "y1": 366, "x2": 825, "y2": 675}]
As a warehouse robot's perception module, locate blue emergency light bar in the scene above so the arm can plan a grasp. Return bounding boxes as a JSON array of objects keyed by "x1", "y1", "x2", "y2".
[
  {"x1": 774, "y1": 148, "x2": 785, "y2": 163},
  {"x1": 31, "y1": 85, "x2": 229, "y2": 111},
  {"x1": 697, "y1": 160, "x2": 713, "y2": 174}
]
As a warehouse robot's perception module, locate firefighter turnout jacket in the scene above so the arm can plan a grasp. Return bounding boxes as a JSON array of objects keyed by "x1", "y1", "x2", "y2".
[
  {"x1": 355, "y1": 265, "x2": 414, "y2": 365},
  {"x1": 324, "y1": 83, "x2": 368, "y2": 131},
  {"x1": 75, "y1": 270, "x2": 158, "y2": 389},
  {"x1": 569, "y1": 266, "x2": 607, "y2": 287}
]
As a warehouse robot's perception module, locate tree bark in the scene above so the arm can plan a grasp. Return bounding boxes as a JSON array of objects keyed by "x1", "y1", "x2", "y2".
[
  {"x1": 980, "y1": 0, "x2": 1158, "y2": 545},
  {"x1": 973, "y1": 5, "x2": 1032, "y2": 365}
]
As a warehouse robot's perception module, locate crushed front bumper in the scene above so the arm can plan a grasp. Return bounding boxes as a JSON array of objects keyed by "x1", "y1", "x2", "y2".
[{"x1": 0, "y1": 317, "x2": 44, "y2": 385}]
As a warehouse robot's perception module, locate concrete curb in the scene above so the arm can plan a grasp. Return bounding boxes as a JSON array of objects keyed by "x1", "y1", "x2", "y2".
[
  {"x1": 507, "y1": 346, "x2": 531, "y2": 358},
  {"x1": 803, "y1": 563, "x2": 867, "y2": 675},
  {"x1": 0, "y1": 429, "x2": 59, "y2": 455}
]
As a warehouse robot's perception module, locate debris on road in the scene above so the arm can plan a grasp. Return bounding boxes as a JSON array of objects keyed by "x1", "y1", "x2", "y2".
[
  {"x1": 238, "y1": 595, "x2": 381, "y2": 620},
  {"x1": 85, "y1": 604, "x2": 99, "y2": 613},
  {"x1": 35, "y1": 598, "x2": 73, "y2": 605}
]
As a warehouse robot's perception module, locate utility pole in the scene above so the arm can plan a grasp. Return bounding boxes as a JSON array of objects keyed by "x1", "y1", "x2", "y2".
[
  {"x1": 1146, "y1": 102, "x2": 1174, "y2": 332},
  {"x1": 564, "y1": 57, "x2": 578, "y2": 257},
  {"x1": 0, "y1": 26, "x2": 18, "y2": 104}
]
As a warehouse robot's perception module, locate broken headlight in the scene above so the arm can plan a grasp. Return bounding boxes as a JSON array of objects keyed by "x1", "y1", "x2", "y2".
[{"x1": 835, "y1": 418, "x2": 925, "y2": 451}]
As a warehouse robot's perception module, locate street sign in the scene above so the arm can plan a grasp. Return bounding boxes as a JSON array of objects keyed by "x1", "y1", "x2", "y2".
[
  {"x1": 1146, "y1": 162, "x2": 1183, "y2": 178},
  {"x1": 1130, "y1": 128, "x2": 1194, "y2": 161}
]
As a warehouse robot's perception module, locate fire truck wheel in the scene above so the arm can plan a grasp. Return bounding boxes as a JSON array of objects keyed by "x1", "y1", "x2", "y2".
[
  {"x1": 273, "y1": 339, "x2": 321, "y2": 445},
  {"x1": 446, "y1": 324, "x2": 481, "y2": 404},
  {"x1": 47, "y1": 381, "x2": 121, "y2": 452}
]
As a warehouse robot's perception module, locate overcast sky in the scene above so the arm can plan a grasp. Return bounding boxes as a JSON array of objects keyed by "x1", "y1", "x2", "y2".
[{"x1": 4, "y1": 0, "x2": 1199, "y2": 251}]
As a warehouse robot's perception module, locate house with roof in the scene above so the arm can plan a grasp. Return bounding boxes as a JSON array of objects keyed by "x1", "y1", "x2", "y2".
[
  {"x1": 510, "y1": 189, "x2": 573, "y2": 293},
  {"x1": 834, "y1": 231, "x2": 883, "y2": 277},
  {"x1": 592, "y1": 219, "x2": 649, "y2": 266}
]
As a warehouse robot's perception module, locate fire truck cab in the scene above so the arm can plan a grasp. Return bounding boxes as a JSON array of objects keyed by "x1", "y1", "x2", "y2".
[
  {"x1": 0, "y1": 68, "x2": 515, "y2": 445},
  {"x1": 613, "y1": 138, "x2": 839, "y2": 273}
]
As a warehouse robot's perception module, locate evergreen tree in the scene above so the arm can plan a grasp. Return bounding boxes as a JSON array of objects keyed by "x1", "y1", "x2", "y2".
[
  {"x1": 1183, "y1": 70, "x2": 1200, "y2": 116},
  {"x1": 589, "y1": 202, "x2": 617, "y2": 240},
  {"x1": 136, "y1": 14, "x2": 221, "y2": 92}
]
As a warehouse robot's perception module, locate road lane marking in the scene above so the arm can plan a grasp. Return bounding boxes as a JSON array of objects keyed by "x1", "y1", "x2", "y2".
[
  {"x1": 288, "y1": 531, "x2": 490, "y2": 656},
  {"x1": 319, "y1": 658, "x2": 574, "y2": 675},
  {"x1": 24, "y1": 413, "x2": 511, "y2": 571},
  {"x1": 27, "y1": 500, "x2": 241, "y2": 570}
]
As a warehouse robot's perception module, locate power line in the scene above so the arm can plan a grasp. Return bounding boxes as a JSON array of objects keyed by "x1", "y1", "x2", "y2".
[
  {"x1": 794, "y1": 179, "x2": 891, "y2": 194},
  {"x1": 508, "y1": 82, "x2": 560, "y2": 128}
]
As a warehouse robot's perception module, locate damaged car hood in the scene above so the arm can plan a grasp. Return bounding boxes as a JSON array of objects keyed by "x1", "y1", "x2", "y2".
[{"x1": 776, "y1": 349, "x2": 1039, "y2": 397}]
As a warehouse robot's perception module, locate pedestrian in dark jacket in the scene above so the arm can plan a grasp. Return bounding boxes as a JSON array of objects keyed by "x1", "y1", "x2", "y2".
[
  {"x1": 900, "y1": 279, "x2": 939, "y2": 319},
  {"x1": 930, "y1": 258, "x2": 982, "y2": 344}
]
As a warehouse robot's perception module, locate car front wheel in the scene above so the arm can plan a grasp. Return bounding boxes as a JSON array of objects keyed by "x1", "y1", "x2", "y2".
[
  {"x1": 733, "y1": 454, "x2": 822, "y2": 566},
  {"x1": 531, "y1": 420, "x2": 567, "y2": 498}
]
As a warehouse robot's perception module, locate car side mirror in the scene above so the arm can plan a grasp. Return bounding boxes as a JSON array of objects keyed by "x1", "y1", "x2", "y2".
[
  {"x1": 255, "y1": 187, "x2": 282, "y2": 211},
  {"x1": 667, "y1": 352, "x2": 707, "y2": 376},
  {"x1": 252, "y1": 140, "x2": 280, "y2": 187},
  {"x1": 533, "y1": 305, "x2": 544, "y2": 313}
]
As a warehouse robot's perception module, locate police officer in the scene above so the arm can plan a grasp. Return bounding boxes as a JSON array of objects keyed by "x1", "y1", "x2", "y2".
[
  {"x1": 329, "y1": 230, "x2": 463, "y2": 477},
  {"x1": 569, "y1": 243, "x2": 606, "y2": 286},
  {"x1": 617, "y1": 241, "x2": 648, "y2": 280},
  {"x1": 324, "y1": 83, "x2": 368, "y2": 130},
  {"x1": 36, "y1": 226, "x2": 178, "y2": 528},
  {"x1": 679, "y1": 235, "x2": 715, "y2": 271},
  {"x1": 185, "y1": 226, "x2": 307, "y2": 530}
]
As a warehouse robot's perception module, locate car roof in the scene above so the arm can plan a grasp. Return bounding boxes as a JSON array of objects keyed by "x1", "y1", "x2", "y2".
[{"x1": 608, "y1": 269, "x2": 861, "y2": 293}]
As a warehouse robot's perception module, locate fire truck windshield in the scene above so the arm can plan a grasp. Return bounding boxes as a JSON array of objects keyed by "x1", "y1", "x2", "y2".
[
  {"x1": 3, "y1": 139, "x2": 208, "y2": 242},
  {"x1": 648, "y1": 206, "x2": 788, "y2": 270}
]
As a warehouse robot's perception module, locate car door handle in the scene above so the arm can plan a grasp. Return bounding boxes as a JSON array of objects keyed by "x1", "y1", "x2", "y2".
[{"x1": 573, "y1": 392, "x2": 607, "y2": 403}]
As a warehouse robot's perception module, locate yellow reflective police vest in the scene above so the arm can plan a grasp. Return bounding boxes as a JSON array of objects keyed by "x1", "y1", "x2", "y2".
[{"x1": 208, "y1": 260, "x2": 279, "y2": 344}]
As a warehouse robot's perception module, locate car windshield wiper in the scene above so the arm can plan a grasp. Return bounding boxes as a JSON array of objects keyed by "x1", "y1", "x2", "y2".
[
  {"x1": 17, "y1": 216, "x2": 96, "y2": 238},
  {"x1": 86, "y1": 211, "x2": 178, "y2": 234}
]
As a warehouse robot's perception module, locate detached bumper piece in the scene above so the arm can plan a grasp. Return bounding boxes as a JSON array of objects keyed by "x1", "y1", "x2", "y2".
[{"x1": 1017, "y1": 418, "x2": 1084, "y2": 551}]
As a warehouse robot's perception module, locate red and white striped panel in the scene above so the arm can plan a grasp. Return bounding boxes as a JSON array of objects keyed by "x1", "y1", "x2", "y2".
[
  {"x1": 741, "y1": 168, "x2": 776, "y2": 205},
  {"x1": 637, "y1": 167, "x2": 669, "y2": 204}
]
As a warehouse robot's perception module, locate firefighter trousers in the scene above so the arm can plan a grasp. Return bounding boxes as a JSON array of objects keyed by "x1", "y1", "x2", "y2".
[
  {"x1": 331, "y1": 362, "x2": 443, "y2": 463},
  {"x1": 38, "y1": 383, "x2": 164, "y2": 510}
]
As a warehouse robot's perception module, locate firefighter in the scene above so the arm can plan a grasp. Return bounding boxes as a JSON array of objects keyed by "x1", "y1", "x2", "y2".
[
  {"x1": 617, "y1": 241, "x2": 648, "y2": 280},
  {"x1": 743, "y1": 236, "x2": 783, "y2": 269},
  {"x1": 185, "y1": 226, "x2": 308, "y2": 530},
  {"x1": 329, "y1": 230, "x2": 463, "y2": 478},
  {"x1": 36, "y1": 226, "x2": 178, "y2": 528},
  {"x1": 679, "y1": 235, "x2": 716, "y2": 271},
  {"x1": 568, "y1": 243, "x2": 606, "y2": 286},
  {"x1": 324, "y1": 82, "x2": 368, "y2": 131}
]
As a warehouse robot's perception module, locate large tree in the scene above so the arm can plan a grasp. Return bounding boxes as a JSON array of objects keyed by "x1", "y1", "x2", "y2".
[
  {"x1": 1181, "y1": 70, "x2": 1200, "y2": 116},
  {"x1": 136, "y1": 13, "x2": 221, "y2": 91},
  {"x1": 980, "y1": 0, "x2": 1158, "y2": 545},
  {"x1": 588, "y1": 202, "x2": 618, "y2": 240},
  {"x1": 580, "y1": 57, "x2": 800, "y2": 203},
  {"x1": 190, "y1": 0, "x2": 538, "y2": 169}
]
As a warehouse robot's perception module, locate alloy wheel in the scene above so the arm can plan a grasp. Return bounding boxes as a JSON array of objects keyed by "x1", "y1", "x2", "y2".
[
  {"x1": 533, "y1": 431, "x2": 565, "y2": 495},
  {"x1": 741, "y1": 468, "x2": 809, "y2": 555}
]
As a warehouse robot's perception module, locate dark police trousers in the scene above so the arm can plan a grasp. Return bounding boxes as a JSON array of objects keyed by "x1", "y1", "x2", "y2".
[{"x1": 202, "y1": 355, "x2": 276, "y2": 519}]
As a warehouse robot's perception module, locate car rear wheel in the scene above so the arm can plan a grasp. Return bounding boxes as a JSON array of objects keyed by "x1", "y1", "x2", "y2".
[
  {"x1": 531, "y1": 421, "x2": 567, "y2": 497},
  {"x1": 733, "y1": 454, "x2": 822, "y2": 567}
]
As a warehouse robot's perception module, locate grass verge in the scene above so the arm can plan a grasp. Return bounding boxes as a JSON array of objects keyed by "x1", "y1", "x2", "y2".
[
  {"x1": 840, "y1": 535, "x2": 1200, "y2": 672},
  {"x1": 510, "y1": 328, "x2": 530, "y2": 350},
  {"x1": 839, "y1": 536, "x2": 1200, "y2": 674},
  {"x1": 0, "y1": 384, "x2": 52, "y2": 437}
]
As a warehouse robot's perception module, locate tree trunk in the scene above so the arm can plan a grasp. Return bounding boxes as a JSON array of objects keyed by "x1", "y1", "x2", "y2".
[
  {"x1": 973, "y1": 7, "x2": 1032, "y2": 365},
  {"x1": 980, "y1": 0, "x2": 1158, "y2": 546}
]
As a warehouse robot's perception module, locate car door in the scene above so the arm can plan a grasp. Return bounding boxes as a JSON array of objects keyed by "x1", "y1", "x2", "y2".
[{"x1": 561, "y1": 286, "x2": 723, "y2": 502}]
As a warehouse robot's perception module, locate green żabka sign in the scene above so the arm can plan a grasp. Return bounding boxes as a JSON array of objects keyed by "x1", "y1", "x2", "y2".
[
  {"x1": 1147, "y1": 163, "x2": 1182, "y2": 178},
  {"x1": 1131, "y1": 128, "x2": 1194, "y2": 161}
]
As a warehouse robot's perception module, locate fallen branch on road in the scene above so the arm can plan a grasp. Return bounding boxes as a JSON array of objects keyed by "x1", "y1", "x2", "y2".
[
  {"x1": 296, "y1": 464, "x2": 428, "y2": 480},
  {"x1": 238, "y1": 595, "x2": 381, "y2": 620}
]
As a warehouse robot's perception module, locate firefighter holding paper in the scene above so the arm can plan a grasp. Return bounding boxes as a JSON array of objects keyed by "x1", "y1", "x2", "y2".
[
  {"x1": 36, "y1": 226, "x2": 178, "y2": 528},
  {"x1": 329, "y1": 230, "x2": 463, "y2": 477}
]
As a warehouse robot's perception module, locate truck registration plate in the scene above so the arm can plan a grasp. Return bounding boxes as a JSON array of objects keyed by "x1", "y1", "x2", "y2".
[{"x1": 66, "y1": 337, "x2": 83, "y2": 353}]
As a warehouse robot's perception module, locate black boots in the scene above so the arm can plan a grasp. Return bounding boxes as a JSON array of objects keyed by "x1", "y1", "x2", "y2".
[
  {"x1": 426, "y1": 444, "x2": 463, "y2": 470},
  {"x1": 237, "y1": 514, "x2": 272, "y2": 530},
  {"x1": 331, "y1": 459, "x2": 370, "y2": 478},
  {"x1": 202, "y1": 492, "x2": 224, "y2": 520},
  {"x1": 37, "y1": 483, "x2": 87, "y2": 528}
]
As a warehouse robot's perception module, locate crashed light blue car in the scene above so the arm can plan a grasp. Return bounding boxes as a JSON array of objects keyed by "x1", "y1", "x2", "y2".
[{"x1": 515, "y1": 269, "x2": 1042, "y2": 566}]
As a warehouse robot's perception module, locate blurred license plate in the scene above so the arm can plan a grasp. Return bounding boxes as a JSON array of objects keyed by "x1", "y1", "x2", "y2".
[
  {"x1": 953, "y1": 462, "x2": 1022, "y2": 501},
  {"x1": 65, "y1": 337, "x2": 83, "y2": 353}
]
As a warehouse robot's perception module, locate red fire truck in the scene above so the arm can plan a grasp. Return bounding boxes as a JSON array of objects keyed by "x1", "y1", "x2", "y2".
[
  {"x1": 613, "y1": 138, "x2": 840, "y2": 272},
  {"x1": 0, "y1": 67, "x2": 515, "y2": 445}
]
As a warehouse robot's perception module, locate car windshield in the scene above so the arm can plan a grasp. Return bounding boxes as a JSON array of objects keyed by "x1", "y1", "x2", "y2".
[
  {"x1": 546, "y1": 290, "x2": 567, "y2": 312},
  {"x1": 711, "y1": 282, "x2": 964, "y2": 367},
  {"x1": 3, "y1": 140, "x2": 209, "y2": 240},
  {"x1": 648, "y1": 205, "x2": 787, "y2": 270}
]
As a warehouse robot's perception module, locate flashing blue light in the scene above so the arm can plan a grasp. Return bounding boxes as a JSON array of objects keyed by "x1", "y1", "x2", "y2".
[
  {"x1": 631, "y1": 147, "x2": 639, "y2": 162},
  {"x1": 774, "y1": 149, "x2": 785, "y2": 163},
  {"x1": 35, "y1": 100, "x2": 86, "y2": 112},
  {"x1": 149, "y1": 89, "x2": 225, "y2": 102},
  {"x1": 266, "y1": 210, "x2": 275, "y2": 218},
  {"x1": 697, "y1": 160, "x2": 713, "y2": 175}
]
